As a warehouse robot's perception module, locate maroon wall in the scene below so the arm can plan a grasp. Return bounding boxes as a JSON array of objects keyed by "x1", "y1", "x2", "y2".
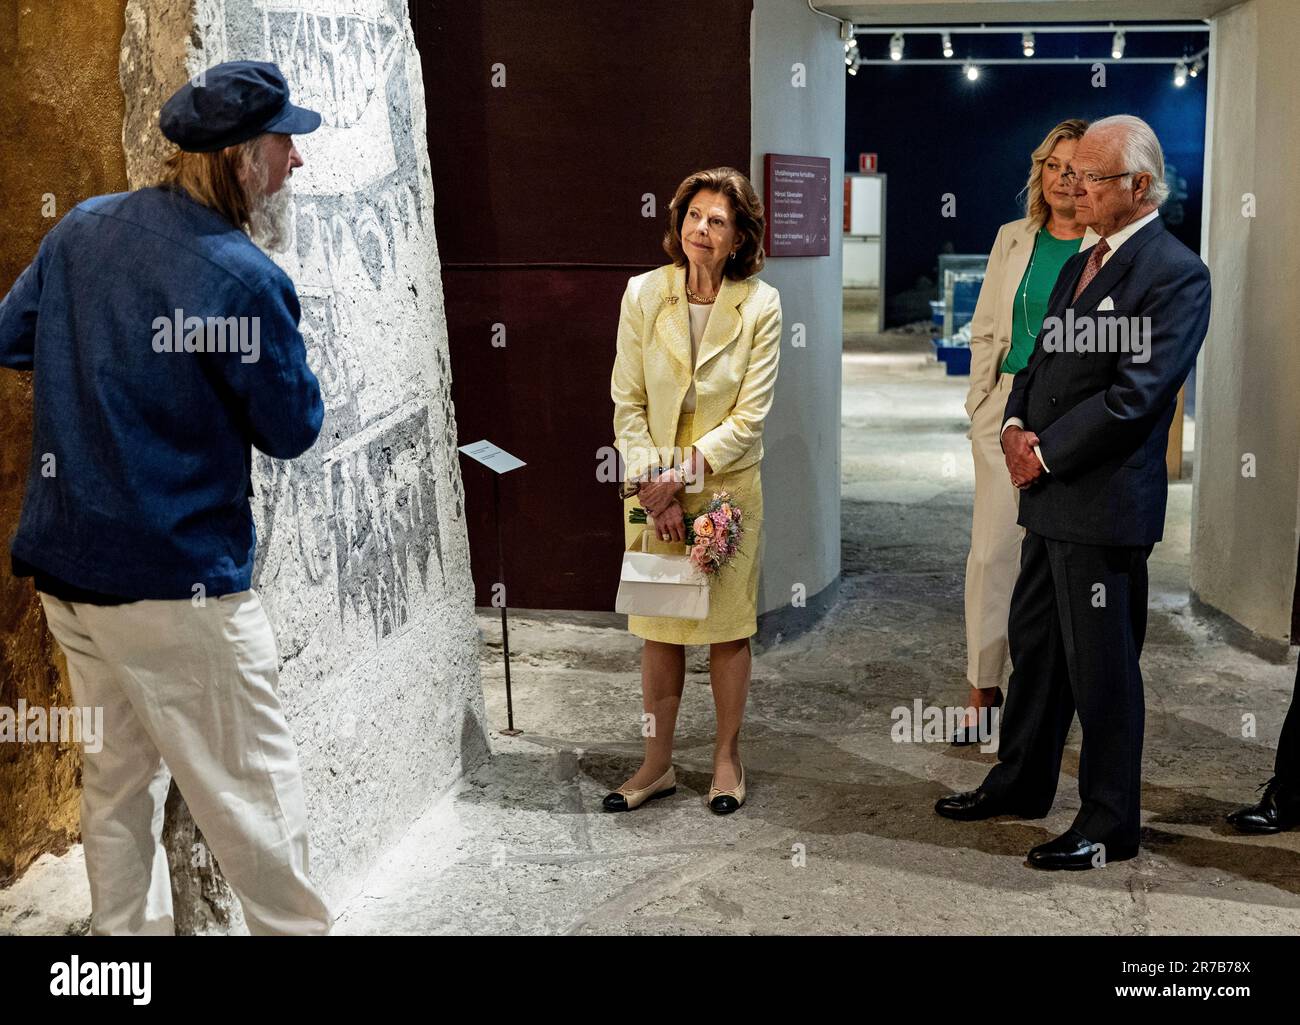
[{"x1": 412, "y1": 0, "x2": 753, "y2": 610}]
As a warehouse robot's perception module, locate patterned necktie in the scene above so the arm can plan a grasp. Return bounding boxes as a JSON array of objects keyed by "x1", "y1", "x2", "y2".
[{"x1": 1072, "y1": 237, "x2": 1110, "y2": 303}]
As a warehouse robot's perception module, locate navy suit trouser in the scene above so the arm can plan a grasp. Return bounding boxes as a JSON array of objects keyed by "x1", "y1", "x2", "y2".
[
  {"x1": 1276, "y1": 659, "x2": 1300, "y2": 785},
  {"x1": 981, "y1": 529, "x2": 1153, "y2": 851}
]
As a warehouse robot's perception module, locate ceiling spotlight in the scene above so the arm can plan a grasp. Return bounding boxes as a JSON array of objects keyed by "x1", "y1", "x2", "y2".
[
  {"x1": 964, "y1": 61, "x2": 979, "y2": 81},
  {"x1": 889, "y1": 32, "x2": 904, "y2": 61},
  {"x1": 847, "y1": 64, "x2": 858, "y2": 76},
  {"x1": 1111, "y1": 29, "x2": 1125, "y2": 60},
  {"x1": 1173, "y1": 60, "x2": 1188, "y2": 86},
  {"x1": 941, "y1": 32, "x2": 953, "y2": 58},
  {"x1": 1189, "y1": 58, "x2": 1204, "y2": 77},
  {"x1": 1022, "y1": 31, "x2": 1035, "y2": 57}
]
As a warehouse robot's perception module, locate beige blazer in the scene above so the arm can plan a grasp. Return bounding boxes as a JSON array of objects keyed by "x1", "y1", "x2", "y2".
[
  {"x1": 964, "y1": 216, "x2": 1040, "y2": 419},
  {"x1": 965, "y1": 216, "x2": 1099, "y2": 419},
  {"x1": 612, "y1": 263, "x2": 782, "y2": 480}
]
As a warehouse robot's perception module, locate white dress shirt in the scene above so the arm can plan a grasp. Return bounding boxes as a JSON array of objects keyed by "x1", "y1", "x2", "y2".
[{"x1": 1002, "y1": 208, "x2": 1161, "y2": 472}]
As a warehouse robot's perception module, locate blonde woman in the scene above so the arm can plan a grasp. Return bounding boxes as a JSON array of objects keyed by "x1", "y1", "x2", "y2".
[
  {"x1": 607, "y1": 167, "x2": 781, "y2": 814},
  {"x1": 951, "y1": 119, "x2": 1093, "y2": 745}
]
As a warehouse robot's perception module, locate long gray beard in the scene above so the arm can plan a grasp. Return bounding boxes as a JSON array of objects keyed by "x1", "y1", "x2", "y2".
[{"x1": 249, "y1": 181, "x2": 295, "y2": 254}]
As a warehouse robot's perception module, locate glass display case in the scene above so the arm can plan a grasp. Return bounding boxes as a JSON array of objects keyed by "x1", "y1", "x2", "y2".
[{"x1": 939, "y1": 254, "x2": 989, "y2": 345}]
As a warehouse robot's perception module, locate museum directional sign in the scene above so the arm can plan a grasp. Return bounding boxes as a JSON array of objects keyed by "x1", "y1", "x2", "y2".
[{"x1": 763, "y1": 153, "x2": 831, "y2": 257}]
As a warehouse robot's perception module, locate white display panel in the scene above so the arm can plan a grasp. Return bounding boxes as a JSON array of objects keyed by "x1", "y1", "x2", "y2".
[
  {"x1": 842, "y1": 238, "x2": 881, "y2": 287},
  {"x1": 849, "y1": 174, "x2": 883, "y2": 237}
]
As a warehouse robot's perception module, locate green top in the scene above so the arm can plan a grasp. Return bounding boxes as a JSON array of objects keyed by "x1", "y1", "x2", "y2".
[{"x1": 1000, "y1": 226, "x2": 1086, "y2": 375}]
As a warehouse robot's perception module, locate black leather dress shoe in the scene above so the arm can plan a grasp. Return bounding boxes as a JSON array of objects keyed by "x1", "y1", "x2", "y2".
[
  {"x1": 1027, "y1": 829, "x2": 1137, "y2": 870},
  {"x1": 950, "y1": 689, "x2": 1003, "y2": 746},
  {"x1": 1227, "y1": 777, "x2": 1300, "y2": 834},
  {"x1": 935, "y1": 788, "x2": 1011, "y2": 821}
]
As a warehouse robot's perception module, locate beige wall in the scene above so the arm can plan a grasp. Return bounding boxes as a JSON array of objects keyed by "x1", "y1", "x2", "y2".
[
  {"x1": 0, "y1": 1, "x2": 129, "y2": 885},
  {"x1": 1191, "y1": 0, "x2": 1300, "y2": 655}
]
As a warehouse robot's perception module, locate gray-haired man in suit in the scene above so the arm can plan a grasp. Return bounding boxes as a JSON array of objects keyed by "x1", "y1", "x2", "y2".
[{"x1": 935, "y1": 115, "x2": 1212, "y2": 870}]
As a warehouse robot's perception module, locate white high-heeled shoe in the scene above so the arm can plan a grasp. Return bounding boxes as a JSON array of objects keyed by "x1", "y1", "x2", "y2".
[{"x1": 602, "y1": 766, "x2": 677, "y2": 812}]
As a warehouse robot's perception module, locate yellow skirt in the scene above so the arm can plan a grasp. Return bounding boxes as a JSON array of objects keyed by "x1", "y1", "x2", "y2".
[{"x1": 623, "y1": 412, "x2": 764, "y2": 644}]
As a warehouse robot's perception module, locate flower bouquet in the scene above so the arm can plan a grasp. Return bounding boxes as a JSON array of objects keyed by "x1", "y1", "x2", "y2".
[{"x1": 629, "y1": 490, "x2": 744, "y2": 576}]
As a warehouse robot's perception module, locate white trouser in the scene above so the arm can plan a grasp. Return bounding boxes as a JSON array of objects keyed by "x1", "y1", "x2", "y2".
[
  {"x1": 964, "y1": 372, "x2": 1025, "y2": 689},
  {"x1": 39, "y1": 589, "x2": 333, "y2": 936}
]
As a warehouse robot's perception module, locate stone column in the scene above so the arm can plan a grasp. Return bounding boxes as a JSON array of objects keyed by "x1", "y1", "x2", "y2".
[
  {"x1": 1192, "y1": 0, "x2": 1300, "y2": 657},
  {"x1": 120, "y1": 0, "x2": 488, "y2": 932}
]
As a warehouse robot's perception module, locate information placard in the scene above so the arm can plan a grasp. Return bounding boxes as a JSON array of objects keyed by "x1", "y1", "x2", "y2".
[
  {"x1": 459, "y1": 440, "x2": 526, "y2": 474},
  {"x1": 763, "y1": 153, "x2": 831, "y2": 257}
]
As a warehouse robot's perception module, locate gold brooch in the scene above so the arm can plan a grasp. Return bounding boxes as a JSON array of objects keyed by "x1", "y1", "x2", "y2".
[{"x1": 665, "y1": 295, "x2": 678, "y2": 304}]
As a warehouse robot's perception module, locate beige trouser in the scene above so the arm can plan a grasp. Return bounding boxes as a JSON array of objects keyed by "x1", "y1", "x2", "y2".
[
  {"x1": 39, "y1": 589, "x2": 333, "y2": 936},
  {"x1": 964, "y1": 372, "x2": 1025, "y2": 688}
]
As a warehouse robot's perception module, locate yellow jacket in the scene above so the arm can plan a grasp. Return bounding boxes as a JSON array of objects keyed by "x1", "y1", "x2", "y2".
[{"x1": 611, "y1": 263, "x2": 782, "y2": 480}]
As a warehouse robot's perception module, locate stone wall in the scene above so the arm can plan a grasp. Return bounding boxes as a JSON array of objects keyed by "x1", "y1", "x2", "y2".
[
  {"x1": 118, "y1": 0, "x2": 488, "y2": 917},
  {"x1": 0, "y1": 0, "x2": 129, "y2": 888}
]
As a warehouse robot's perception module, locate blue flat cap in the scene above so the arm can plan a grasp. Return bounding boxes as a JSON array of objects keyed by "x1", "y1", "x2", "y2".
[{"x1": 160, "y1": 60, "x2": 321, "y2": 152}]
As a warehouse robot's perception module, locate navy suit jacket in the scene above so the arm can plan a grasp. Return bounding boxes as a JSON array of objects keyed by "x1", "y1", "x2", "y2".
[{"x1": 1003, "y1": 216, "x2": 1211, "y2": 547}]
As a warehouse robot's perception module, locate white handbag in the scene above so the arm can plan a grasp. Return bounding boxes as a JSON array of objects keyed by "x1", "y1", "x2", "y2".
[{"x1": 615, "y1": 514, "x2": 710, "y2": 620}]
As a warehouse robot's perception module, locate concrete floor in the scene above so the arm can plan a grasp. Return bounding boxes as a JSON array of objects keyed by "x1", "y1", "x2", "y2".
[
  {"x1": 334, "y1": 350, "x2": 1300, "y2": 935},
  {"x1": 5, "y1": 349, "x2": 1299, "y2": 935}
]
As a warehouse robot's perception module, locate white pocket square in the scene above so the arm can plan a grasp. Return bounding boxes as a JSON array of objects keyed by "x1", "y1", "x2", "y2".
[{"x1": 1097, "y1": 296, "x2": 1116, "y2": 312}]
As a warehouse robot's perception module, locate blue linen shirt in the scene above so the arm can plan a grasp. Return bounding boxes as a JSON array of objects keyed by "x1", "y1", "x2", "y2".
[{"x1": 0, "y1": 186, "x2": 323, "y2": 600}]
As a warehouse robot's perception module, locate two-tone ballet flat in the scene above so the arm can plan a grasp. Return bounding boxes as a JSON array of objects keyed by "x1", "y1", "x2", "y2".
[
  {"x1": 708, "y1": 764, "x2": 746, "y2": 815},
  {"x1": 602, "y1": 766, "x2": 677, "y2": 812}
]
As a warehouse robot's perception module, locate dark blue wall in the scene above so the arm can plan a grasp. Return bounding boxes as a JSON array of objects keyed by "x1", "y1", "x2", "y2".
[{"x1": 845, "y1": 30, "x2": 1208, "y2": 326}]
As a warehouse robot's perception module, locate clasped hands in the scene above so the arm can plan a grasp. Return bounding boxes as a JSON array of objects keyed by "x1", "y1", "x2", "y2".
[
  {"x1": 1002, "y1": 425, "x2": 1044, "y2": 491},
  {"x1": 636, "y1": 450, "x2": 707, "y2": 543}
]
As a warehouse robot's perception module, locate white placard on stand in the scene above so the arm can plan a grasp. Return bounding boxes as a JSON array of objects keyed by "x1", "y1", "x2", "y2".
[{"x1": 458, "y1": 440, "x2": 526, "y2": 734}]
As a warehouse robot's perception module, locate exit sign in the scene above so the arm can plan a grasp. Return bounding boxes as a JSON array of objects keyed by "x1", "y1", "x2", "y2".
[{"x1": 859, "y1": 153, "x2": 878, "y2": 172}]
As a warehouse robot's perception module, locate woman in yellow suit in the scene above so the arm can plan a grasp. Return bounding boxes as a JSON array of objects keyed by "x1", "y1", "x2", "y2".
[{"x1": 607, "y1": 167, "x2": 781, "y2": 815}]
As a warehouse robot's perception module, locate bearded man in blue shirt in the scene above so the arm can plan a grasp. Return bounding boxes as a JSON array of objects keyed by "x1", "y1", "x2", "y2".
[{"x1": 0, "y1": 61, "x2": 333, "y2": 935}]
